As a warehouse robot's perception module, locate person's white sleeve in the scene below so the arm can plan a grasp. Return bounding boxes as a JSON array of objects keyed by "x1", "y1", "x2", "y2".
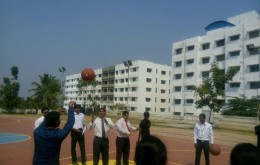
[
  {"x1": 194, "y1": 123, "x2": 198, "y2": 143},
  {"x1": 209, "y1": 124, "x2": 214, "y2": 144}
]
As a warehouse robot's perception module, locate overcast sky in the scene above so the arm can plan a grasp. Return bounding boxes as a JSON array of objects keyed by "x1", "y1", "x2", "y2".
[{"x1": 0, "y1": 0, "x2": 259, "y2": 97}]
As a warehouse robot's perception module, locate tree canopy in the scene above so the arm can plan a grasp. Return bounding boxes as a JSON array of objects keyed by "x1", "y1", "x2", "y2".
[
  {"x1": 194, "y1": 62, "x2": 239, "y2": 113},
  {"x1": 29, "y1": 74, "x2": 60, "y2": 109},
  {"x1": 0, "y1": 66, "x2": 20, "y2": 113}
]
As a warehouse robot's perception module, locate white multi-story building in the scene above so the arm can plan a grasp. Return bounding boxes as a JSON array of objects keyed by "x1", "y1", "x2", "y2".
[
  {"x1": 64, "y1": 60, "x2": 172, "y2": 115},
  {"x1": 172, "y1": 10, "x2": 260, "y2": 116}
]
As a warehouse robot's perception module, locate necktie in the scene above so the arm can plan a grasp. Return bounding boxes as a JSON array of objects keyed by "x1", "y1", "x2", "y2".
[
  {"x1": 101, "y1": 119, "x2": 105, "y2": 138},
  {"x1": 125, "y1": 120, "x2": 130, "y2": 131}
]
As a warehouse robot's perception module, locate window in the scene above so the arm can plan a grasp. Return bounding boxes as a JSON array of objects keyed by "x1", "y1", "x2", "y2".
[
  {"x1": 201, "y1": 71, "x2": 209, "y2": 78},
  {"x1": 161, "y1": 80, "x2": 166, "y2": 84},
  {"x1": 249, "y1": 65, "x2": 259, "y2": 72},
  {"x1": 174, "y1": 86, "x2": 181, "y2": 92},
  {"x1": 133, "y1": 67, "x2": 137, "y2": 72},
  {"x1": 216, "y1": 54, "x2": 225, "y2": 61},
  {"x1": 216, "y1": 39, "x2": 225, "y2": 47},
  {"x1": 229, "y1": 66, "x2": 240, "y2": 71},
  {"x1": 120, "y1": 79, "x2": 124, "y2": 83},
  {"x1": 202, "y1": 57, "x2": 210, "y2": 64},
  {"x1": 147, "y1": 68, "x2": 152, "y2": 73},
  {"x1": 145, "y1": 107, "x2": 151, "y2": 111},
  {"x1": 230, "y1": 51, "x2": 240, "y2": 57},
  {"x1": 146, "y1": 78, "x2": 152, "y2": 82},
  {"x1": 202, "y1": 43, "x2": 210, "y2": 50},
  {"x1": 230, "y1": 82, "x2": 240, "y2": 88},
  {"x1": 160, "y1": 108, "x2": 165, "y2": 112},
  {"x1": 132, "y1": 77, "x2": 137, "y2": 82},
  {"x1": 186, "y1": 59, "x2": 194, "y2": 64},
  {"x1": 146, "y1": 88, "x2": 151, "y2": 92},
  {"x1": 249, "y1": 30, "x2": 260, "y2": 39},
  {"x1": 229, "y1": 34, "x2": 240, "y2": 41},
  {"x1": 145, "y1": 98, "x2": 151, "y2": 102},
  {"x1": 131, "y1": 97, "x2": 136, "y2": 101},
  {"x1": 175, "y1": 61, "x2": 182, "y2": 67},
  {"x1": 161, "y1": 71, "x2": 166, "y2": 75},
  {"x1": 132, "y1": 87, "x2": 137, "y2": 91},
  {"x1": 161, "y1": 89, "x2": 166, "y2": 93},
  {"x1": 175, "y1": 48, "x2": 182, "y2": 55},
  {"x1": 186, "y1": 45, "x2": 195, "y2": 51},
  {"x1": 175, "y1": 74, "x2": 182, "y2": 80},
  {"x1": 250, "y1": 81, "x2": 260, "y2": 89},
  {"x1": 161, "y1": 99, "x2": 166, "y2": 103},
  {"x1": 186, "y1": 99, "x2": 193, "y2": 104},
  {"x1": 174, "y1": 99, "x2": 181, "y2": 104},
  {"x1": 186, "y1": 72, "x2": 194, "y2": 78},
  {"x1": 249, "y1": 48, "x2": 260, "y2": 55},
  {"x1": 186, "y1": 85, "x2": 194, "y2": 91}
]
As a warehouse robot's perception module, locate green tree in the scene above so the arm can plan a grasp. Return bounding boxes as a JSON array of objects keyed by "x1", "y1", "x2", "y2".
[
  {"x1": 0, "y1": 66, "x2": 20, "y2": 113},
  {"x1": 77, "y1": 79, "x2": 100, "y2": 115},
  {"x1": 110, "y1": 103, "x2": 127, "y2": 116},
  {"x1": 29, "y1": 74, "x2": 60, "y2": 109},
  {"x1": 193, "y1": 62, "x2": 239, "y2": 120},
  {"x1": 222, "y1": 96, "x2": 258, "y2": 117}
]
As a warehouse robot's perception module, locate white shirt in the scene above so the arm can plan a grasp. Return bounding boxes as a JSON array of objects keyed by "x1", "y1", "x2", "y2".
[
  {"x1": 73, "y1": 112, "x2": 85, "y2": 129},
  {"x1": 115, "y1": 118, "x2": 137, "y2": 138},
  {"x1": 194, "y1": 121, "x2": 214, "y2": 144},
  {"x1": 88, "y1": 117, "x2": 114, "y2": 138},
  {"x1": 34, "y1": 116, "x2": 44, "y2": 130}
]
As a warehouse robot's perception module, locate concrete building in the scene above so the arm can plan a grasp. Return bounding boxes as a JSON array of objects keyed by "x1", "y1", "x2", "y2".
[
  {"x1": 171, "y1": 10, "x2": 260, "y2": 116},
  {"x1": 64, "y1": 60, "x2": 172, "y2": 115}
]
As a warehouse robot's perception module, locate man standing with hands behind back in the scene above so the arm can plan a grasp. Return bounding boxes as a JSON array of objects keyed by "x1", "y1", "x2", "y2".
[
  {"x1": 194, "y1": 113, "x2": 214, "y2": 165},
  {"x1": 70, "y1": 104, "x2": 86, "y2": 165},
  {"x1": 88, "y1": 108, "x2": 114, "y2": 165},
  {"x1": 115, "y1": 110, "x2": 140, "y2": 165}
]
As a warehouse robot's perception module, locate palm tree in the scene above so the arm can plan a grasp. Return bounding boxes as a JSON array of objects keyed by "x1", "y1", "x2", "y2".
[{"x1": 29, "y1": 74, "x2": 60, "y2": 109}]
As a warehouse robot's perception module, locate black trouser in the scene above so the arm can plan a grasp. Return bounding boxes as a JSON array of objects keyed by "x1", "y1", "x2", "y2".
[
  {"x1": 71, "y1": 130, "x2": 86, "y2": 164},
  {"x1": 93, "y1": 136, "x2": 109, "y2": 165},
  {"x1": 195, "y1": 139, "x2": 210, "y2": 165},
  {"x1": 116, "y1": 137, "x2": 130, "y2": 165}
]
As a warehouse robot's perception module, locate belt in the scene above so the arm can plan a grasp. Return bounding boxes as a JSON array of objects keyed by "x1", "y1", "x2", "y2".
[
  {"x1": 95, "y1": 136, "x2": 108, "y2": 140},
  {"x1": 117, "y1": 136, "x2": 129, "y2": 139},
  {"x1": 198, "y1": 139, "x2": 209, "y2": 142}
]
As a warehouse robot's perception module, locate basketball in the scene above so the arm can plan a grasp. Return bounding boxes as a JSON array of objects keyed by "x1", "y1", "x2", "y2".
[
  {"x1": 81, "y1": 68, "x2": 95, "y2": 81},
  {"x1": 210, "y1": 144, "x2": 221, "y2": 156}
]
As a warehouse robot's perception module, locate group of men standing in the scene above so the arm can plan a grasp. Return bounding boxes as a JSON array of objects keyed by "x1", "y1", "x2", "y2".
[{"x1": 33, "y1": 102, "x2": 151, "y2": 165}]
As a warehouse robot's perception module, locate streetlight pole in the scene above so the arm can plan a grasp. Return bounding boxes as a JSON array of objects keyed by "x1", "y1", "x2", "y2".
[
  {"x1": 58, "y1": 67, "x2": 66, "y2": 107},
  {"x1": 124, "y1": 60, "x2": 132, "y2": 111}
]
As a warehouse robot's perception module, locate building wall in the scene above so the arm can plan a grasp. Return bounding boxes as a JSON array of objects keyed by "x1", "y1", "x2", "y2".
[
  {"x1": 172, "y1": 10, "x2": 260, "y2": 116},
  {"x1": 64, "y1": 60, "x2": 172, "y2": 115}
]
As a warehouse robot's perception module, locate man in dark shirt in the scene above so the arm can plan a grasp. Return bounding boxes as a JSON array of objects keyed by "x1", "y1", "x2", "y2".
[
  {"x1": 33, "y1": 101, "x2": 76, "y2": 165},
  {"x1": 138, "y1": 111, "x2": 151, "y2": 141},
  {"x1": 255, "y1": 116, "x2": 260, "y2": 150}
]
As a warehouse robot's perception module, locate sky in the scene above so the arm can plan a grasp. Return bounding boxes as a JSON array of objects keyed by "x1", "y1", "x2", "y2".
[{"x1": 0, "y1": 0, "x2": 259, "y2": 98}]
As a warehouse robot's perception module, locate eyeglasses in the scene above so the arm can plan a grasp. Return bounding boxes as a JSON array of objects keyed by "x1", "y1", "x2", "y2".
[{"x1": 43, "y1": 111, "x2": 48, "y2": 114}]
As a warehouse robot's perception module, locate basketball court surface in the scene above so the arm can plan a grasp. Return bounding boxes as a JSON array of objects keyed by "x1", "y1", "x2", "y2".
[{"x1": 0, "y1": 114, "x2": 256, "y2": 165}]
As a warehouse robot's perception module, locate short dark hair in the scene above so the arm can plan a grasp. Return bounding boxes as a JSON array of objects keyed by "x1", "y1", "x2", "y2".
[
  {"x1": 74, "y1": 104, "x2": 81, "y2": 109},
  {"x1": 122, "y1": 110, "x2": 129, "y2": 116},
  {"x1": 199, "y1": 113, "x2": 206, "y2": 118},
  {"x1": 230, "y1": 143, "x2": 260, "y2": 165},
  {"x1": 45, "y1": 111, "x2": 60, "y2": 127},
  {"x1": 144, "y1": 111, "x2": 150, "y2": 118},
  {"x1": 135, "y1": 135, "x2": 167, "y2": 165},
  {"x1": 41, "y1": 106, "x2": 49, "y2": 113},
  {"x1": 99, "y1": 108, "x2": 106, "y2": 112}
]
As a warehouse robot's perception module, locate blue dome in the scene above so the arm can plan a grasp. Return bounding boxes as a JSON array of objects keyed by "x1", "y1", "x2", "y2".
[{"x1": 205, "y1": 21, "x2": 235, "y2": 31}]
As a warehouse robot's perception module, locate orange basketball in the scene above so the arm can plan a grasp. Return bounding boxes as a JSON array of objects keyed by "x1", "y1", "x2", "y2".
[
  {"x1": 210, "y1": 144, "x2": 221, "y2": 156},
  {"x1": 81, "y1": 68, "x2": 95, "y2": 81}
]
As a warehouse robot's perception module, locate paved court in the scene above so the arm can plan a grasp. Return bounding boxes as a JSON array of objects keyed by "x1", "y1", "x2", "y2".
[{"x1": 0, "y1": 114, "x2": 256, "y2": 165}]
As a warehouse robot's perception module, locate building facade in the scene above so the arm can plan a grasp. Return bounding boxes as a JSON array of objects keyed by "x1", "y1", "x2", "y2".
[
  {"x1": 171, "y1": 10, "x2": 260, "y2": 116},
  {"x1": 64, "y1": 60, "x2": 172, "y2": 115}
]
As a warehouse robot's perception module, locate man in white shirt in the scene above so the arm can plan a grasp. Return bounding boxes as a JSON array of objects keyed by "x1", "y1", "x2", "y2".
[
  {"x1": 70, "y1": 104, "x2": 86, "y2": 165},
  {"x1": 88, "y1": 108, "x2": 114, "y2": 165},
  {"x1": 115, "y1": 110, "x2": 140, "y2": 165},
  {"x1": 34, "y1": 107, "x2": 49, "y2": 130},
  {"x1": 194, "y1": 113, "x2": 214, "y2": 165}
]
